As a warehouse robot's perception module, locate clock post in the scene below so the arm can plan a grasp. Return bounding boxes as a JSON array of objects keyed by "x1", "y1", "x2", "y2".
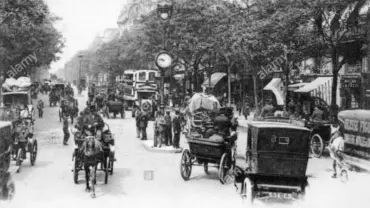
[{"x1": 155, "y1": 51, "x2": 173, "y2": 114}]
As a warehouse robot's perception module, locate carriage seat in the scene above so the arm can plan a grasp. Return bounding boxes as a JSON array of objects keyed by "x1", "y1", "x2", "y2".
[{"x1": 189, "y1": 136, "x2": 225, "y2": 147}]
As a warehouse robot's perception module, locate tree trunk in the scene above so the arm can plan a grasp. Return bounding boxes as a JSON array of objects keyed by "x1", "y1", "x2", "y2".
[
  {"x1": 253, "y1": 74, "x2": 259, "y2": 111},
  {"x1": 331, "y1": 47, "x2": 339, "y2": 116},
  {"x1": 227, "y1": 65, "x2": 231, "y2": 106}
]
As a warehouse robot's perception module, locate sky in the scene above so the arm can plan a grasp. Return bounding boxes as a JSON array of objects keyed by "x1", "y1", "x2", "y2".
[{"x1": 45, "y1": 0, "x2": 127, "y2": 72}]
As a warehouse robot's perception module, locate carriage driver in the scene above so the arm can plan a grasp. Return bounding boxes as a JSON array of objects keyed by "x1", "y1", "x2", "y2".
[{"x1": 85, "y1": 106, "x2": 105, "y2": 140}]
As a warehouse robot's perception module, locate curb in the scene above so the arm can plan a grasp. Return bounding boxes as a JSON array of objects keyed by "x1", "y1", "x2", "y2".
[{"x1": 141, "y1": 140, "x2": 183, "y2": 154}]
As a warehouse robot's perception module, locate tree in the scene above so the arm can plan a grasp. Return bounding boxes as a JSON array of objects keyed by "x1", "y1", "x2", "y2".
[{"x1": 0, "y1": 0, "x2": 64, "y2": 79}]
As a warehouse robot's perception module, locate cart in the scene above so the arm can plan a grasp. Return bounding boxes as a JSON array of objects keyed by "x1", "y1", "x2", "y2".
[
  {"x1": 71, "y1": 124, "x2": 115, "y2": 185},
  {"x1": 180, "y1": 136, "x2": 237, "y2": 184},
  {"x1": 235, "y1": 122, "x2": 310, "y2": 205},
  {"x1": 11, "y1": 118, "x2": 38, "y2": 172},
  {"x1": 106, "y1": 100, "x2": 125, "y2": 119}
]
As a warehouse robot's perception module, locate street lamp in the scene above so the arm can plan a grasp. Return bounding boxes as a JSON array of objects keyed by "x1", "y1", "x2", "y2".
[
  {"x1": 156, "y1": 0, "x2": 174, "y2": 113},
  {"x1": 78, "y1": 54, "x2": 83, "y2": 86}
]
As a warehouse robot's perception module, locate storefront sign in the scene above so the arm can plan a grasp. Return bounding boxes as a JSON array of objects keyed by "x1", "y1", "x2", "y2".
[
  {"x1": 341, "y1": 75, "x2": 361, "y2": 88},
  {"x1": 343, "y1": 119, "x2": 370, "y2": 148}
]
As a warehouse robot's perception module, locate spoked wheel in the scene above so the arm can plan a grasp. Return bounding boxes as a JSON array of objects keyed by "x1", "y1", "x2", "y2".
[
  {"x1": 30, "y1": 141, "x2": 37, "y2": 166},
  {"x1": 241, "y1": 178, "x2": 254, "y2": 206},
  {"x1": 180, "y1": 149, "x2": 192, "y2": 181},
  {"x1": 104, "y1": 158, "x2": 109, "y2": 184},
  {"x1": 204, "y1": 162, "x2": 209, "y2": 174},
  {"x1": 310, "y1": 134, "x2": 324, "y2": 158},
  {"x1": 16, "y1": 148, "x2": 23, "y2": 168},
  {"x1": 73, "y1": 158, "x2": 79, "y2": 184},
  {"x1": 219, "y1": 153, "x2": 232, "y2": 184},
  {"x1": 108, "y1": 155, "x2": 114, "y2": 175}
]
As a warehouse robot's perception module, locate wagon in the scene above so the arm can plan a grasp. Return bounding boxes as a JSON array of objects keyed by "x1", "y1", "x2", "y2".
[
  {"x1": 11, "y1": 118, "x2": 38, "y2": 173},
  {"x1": 71, "y1": 124, "x2": 115, "y2": 185},
  {"x1": 180, "y1": 133, "x2": 237, "y2": 184},
  {"x1": 106, "y1": 100, "x2": 125, "y2": 119},
  {"x1": 236, "y1": 122, "x2": 310, "y2": 205}
]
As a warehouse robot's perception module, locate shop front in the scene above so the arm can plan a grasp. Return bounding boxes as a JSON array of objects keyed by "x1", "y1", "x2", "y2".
[{"x1": 340, "y1": 75, "x2": 362, "y2": 109}]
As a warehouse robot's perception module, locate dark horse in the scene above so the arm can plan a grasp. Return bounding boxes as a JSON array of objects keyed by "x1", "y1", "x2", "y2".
[{"x1": 80, "y1": 133, "x2": 103, "y2": 198}]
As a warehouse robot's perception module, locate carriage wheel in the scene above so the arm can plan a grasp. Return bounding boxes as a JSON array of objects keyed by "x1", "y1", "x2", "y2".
[
  {"x1": 310, "y1": 134, "x2": 324, "y2": 158},
  {"x1": 241, "y1": 178, "x2": 254, "y2": 205},
  {"x1": 30, "y1": 141, "x2": 37, "y2": 166},
  {"x1": 180, "y1": 149, "x2": 192, "y2": 181},
  {"x1": 219, "y1": 153, "x2": 232, "y2": 184},
  {"x1": 204, "y1": 163, "x2": 209, "y2": 174},
  {"x1": 108, "y1": 155, "x2": 114, "y2": 175},
  {"x1": 16, "y1": 148, "x2": 23, "y2": 167},
  {"x1": 73, "y1": 158, "x2": 79, "y2": 184},
  {"x1": 104, "y1": 157, "x2": 109, "y2": 184}
]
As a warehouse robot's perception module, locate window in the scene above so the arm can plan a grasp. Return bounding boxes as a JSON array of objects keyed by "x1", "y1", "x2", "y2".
[
  {"x1": 149, "y1": 72, "x2": 156, "y2": 81},
  {"x1": 138, "y1": 72, "x2": 146, "y2": 81}
]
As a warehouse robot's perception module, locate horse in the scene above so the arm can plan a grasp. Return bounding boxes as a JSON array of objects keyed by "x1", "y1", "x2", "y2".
[
  {"x1": 80, "y1": 133, "x2": 103, "y2": 198},
  {"x1": 328, "y1": 124, "x2": 348, "y2": 181}
]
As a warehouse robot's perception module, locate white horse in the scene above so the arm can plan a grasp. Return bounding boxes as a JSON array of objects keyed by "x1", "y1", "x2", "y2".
[{"x1": 328, "y1": 125, "x2": 348, "y2": 181}]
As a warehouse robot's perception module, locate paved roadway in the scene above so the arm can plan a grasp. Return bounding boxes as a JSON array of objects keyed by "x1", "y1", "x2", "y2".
[{"x1": 3, "y1": 89, "x2": 370, "y2": 208}]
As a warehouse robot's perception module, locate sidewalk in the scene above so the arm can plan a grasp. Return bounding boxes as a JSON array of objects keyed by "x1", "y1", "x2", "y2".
[{"x1": 139, "y1": 122, "x2": 183, "y2": 154}]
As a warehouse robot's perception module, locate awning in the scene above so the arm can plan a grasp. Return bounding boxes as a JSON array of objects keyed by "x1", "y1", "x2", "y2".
[
  {"x1": 294, "y1": 77, "x2": 333, "y2": 105},
  {"x1": 201, "y1": 72, "x2": 227, "y2": 88},
  {"x1": 263, "y1": 78, "x2": 285, "y2": 106},
  {"x1": 288, "y1": 83, "x2": 308, "y2": 91},
  {"x1": 294, "y1": 77, "x2": 332, "y2": 93}
]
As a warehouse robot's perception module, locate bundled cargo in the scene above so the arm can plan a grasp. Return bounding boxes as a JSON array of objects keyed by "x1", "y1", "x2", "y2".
[{"x1": 2, "y1": 76, "x2": 31, "y2": 92}]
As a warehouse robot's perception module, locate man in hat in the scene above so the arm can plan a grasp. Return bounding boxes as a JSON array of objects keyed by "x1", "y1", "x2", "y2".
[
  {"x1": 311, "y1": 106, "x2": 324, "y2": 121},
  {"x1": 139, "y1": 111, "x2": 149, "y2": 140},
  {"x1": 172, "y1": 110, "x2": 182, "y2": 149},
  {"x1": 164, "y1": 110, "x2": 172, "y2": 146}
]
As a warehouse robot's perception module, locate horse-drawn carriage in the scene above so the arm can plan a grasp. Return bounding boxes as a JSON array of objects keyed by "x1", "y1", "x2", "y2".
[
  {"x1": 0, "y1": 121, "x2": 15, "y2": 202},
  {"x1": 180, "y1": 93, "x2": 239, "y2": 184},
  {"x1": 71, "y1": 123, "x2": 115, "y2": 198},
  {"x1": 234, "y1": 122, "x2": 310, "y2": 205}
]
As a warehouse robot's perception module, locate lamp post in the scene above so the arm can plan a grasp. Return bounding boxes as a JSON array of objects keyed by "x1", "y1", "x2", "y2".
[
  {"x1": 78, "y1": 54, "x2": 83, "y2": 86},
  {"x1": 156, "y1": 0, "x2": 174, "y2": 113}
]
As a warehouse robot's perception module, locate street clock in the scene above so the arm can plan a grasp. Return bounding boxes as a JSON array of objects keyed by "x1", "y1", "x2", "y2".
[{"x1": 155, "y1": 52, "x2": 173, "y2": 69}]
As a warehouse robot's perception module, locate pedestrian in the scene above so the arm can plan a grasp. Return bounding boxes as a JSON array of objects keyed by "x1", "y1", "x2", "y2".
[
  {"x1": 172, "y1": 110, "x2": 181, "y2": 149},
  {"x1": 164, "y1": 110, "x2": 172, "y2": 146},
  {"x1": 237, "y1": 101, "x2": 242, "y2": 116},
  {"x1": 63, "y1": 115, "x2": 70, "y2": 145},
  {"x1": 154, "y1": 111, "x2": 166, "y2": 148},
  {"x1": 139, "y1": 112, "x2": 149, "y2": 140},
  {"x1": 136, "y1": 110, "x2": 142, "y2": 138},
  {"x1": 37, "y1": 99, "x2": 44, "y2": 118}
]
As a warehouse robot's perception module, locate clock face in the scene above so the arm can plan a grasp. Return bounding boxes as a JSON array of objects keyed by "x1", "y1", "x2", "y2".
[{"x1": 156, "y1": 53, "x2": 172, "y2": 68}]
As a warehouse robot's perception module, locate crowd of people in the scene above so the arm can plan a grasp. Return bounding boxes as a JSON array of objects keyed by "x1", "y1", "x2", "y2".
[{"x1": 135, "y1": 109, "x2": 181, "y2": 149}]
